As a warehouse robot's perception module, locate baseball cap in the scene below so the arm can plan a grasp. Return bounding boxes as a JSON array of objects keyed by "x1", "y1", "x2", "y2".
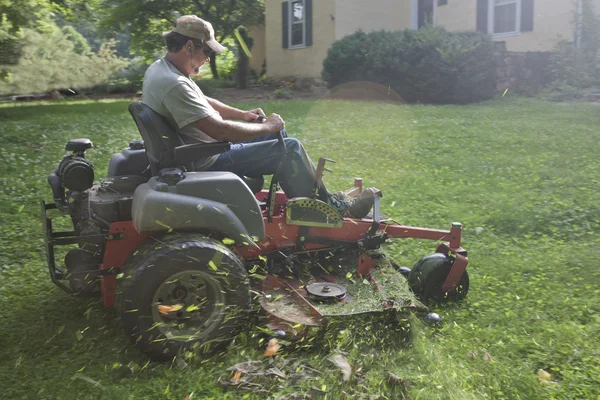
[{"x1": 166, "y1": 15, "x2": 225, "y2": 53}]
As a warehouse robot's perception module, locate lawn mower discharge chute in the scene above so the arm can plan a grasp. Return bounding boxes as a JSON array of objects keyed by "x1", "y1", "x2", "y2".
[{"x1": 40, "y1": 101, "x2": 470, "y2": 361}]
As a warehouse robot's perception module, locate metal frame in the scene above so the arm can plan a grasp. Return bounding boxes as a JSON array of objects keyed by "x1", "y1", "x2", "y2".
[
  {"x1": 40, "y1": 200, "x2": 79, "y2": 293},
  {"x1": 42, "y1": 182, "x2": 469, "y2": 309}
]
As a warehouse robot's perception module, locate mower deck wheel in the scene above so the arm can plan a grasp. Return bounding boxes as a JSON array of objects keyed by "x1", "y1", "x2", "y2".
[{"x1": 117, "y1": 233, "x2": 251, "y2": 361}]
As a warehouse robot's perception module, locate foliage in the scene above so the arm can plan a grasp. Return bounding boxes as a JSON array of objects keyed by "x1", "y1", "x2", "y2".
[
  {"x1": 273, "y1": 87, "x2": 293, "y2": 99},
  {"x1": 60, "y1": 25, "x2": 91, "y2": 55},
  {"x1": 89, "y1": 56, "x2": 148, "y2": 94},
  {"x1": 98, "y1": 0, "x2": 265, "y2": 78},
  {"x1": 0, "y1": 0, "x2": 55, "y2": 80},
  {"x1": 542, "y1": 0, "x2": 600, "y2": 100},
  {"x1": 0, "y1": 26, "x2": 127, "y2": 95},
  {"x1": 213, "y1": 38, "x2": 237, "y2": 81},
  {"x1": 1, "y1": 98, "x2": 599, "y2": 399},
  {"x1": 322, "y1": 25, "x2": 496, "y2": 104}
]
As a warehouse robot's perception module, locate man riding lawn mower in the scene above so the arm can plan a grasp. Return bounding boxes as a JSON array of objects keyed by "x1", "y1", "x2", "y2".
[
  {"x1": 41, "y1": 103, "x2": 470, "y2": 360},
  {"x1": 39, "y1": 15, "x2": 470, "y2": 361}
]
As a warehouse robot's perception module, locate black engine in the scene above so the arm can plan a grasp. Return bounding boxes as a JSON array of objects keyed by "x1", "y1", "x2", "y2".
[{"x1": 46, "y1": 138, "x2": 150, "y2": 296}]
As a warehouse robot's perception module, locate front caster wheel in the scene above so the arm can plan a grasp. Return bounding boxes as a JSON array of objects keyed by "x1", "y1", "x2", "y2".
[
  {"x1": 117, "y1": 234, "x2": 251, "y2": 361},
  {"x1": 408, "y1": 253, "x2": 469, "y2": 303}
]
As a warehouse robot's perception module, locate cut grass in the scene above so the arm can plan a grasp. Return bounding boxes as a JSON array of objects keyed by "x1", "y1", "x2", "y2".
[{"x1": 0, "y1": 98, "x2": 599, "y2": 399}]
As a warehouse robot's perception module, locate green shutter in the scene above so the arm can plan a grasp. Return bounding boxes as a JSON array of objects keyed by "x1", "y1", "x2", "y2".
[
  {"x1": 305, "y1": 0, "x2": 313, "y2": 46},
  {"x1": 282, "y1": 1, "x2": 289, "y2": 48},
  {"x1": 521, "y1": 0, "x2": 534, "y2": 32},
  {"x1": 476, "y1": 0, "x2": 488, "y2": 33}
]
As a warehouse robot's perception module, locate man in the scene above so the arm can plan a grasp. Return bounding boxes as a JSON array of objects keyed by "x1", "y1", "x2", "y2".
[{"x1": 141, "y1": 15, "x2": 377, "y2": 218}]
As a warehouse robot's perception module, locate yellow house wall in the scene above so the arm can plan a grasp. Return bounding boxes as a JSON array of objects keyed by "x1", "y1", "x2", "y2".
[
  {"x1": 248, "y1": 25, "x2": 266, "y2": 75},
  {"x1": 435, "y1": 0, "x2": 600, "y2": 52},
  {"x1": 334, "y1": 0, "x2": 413, "y2": 40},
  {"x1": 435, "y1": 0, "x2": 477, "y2": 31},
  {"x1": 264, "y1": 0, "x2": 600, "y2": 78},
  {"x1": 265, "y1": 0, "x2": 336, "y2": 78}
]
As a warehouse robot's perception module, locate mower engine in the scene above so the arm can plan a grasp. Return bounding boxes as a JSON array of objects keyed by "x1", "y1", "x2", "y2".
[{"x1": 42, "y1": 138, "x2": 149, "y2": 296}]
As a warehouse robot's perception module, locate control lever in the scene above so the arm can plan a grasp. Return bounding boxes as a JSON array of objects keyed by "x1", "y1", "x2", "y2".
[{"x1": 313, "y1": 157, "x2": 336, "y2": 199}]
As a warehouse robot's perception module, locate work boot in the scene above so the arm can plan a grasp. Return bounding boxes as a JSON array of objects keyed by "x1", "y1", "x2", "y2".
[{"x1": 329, "y1": 188, "x2": 381, "y2": 219}]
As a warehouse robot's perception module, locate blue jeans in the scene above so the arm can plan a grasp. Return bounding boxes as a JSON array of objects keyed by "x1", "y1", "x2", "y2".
[{"x1": 207, "y1": 129, "x2": 328, "y2": 200}]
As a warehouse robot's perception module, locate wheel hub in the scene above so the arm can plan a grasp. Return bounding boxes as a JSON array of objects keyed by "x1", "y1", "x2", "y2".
[
  {"x1": 151, "y1": 270, "x2": 225, "y2": 340},
  {"x1": 172, "y1": 285, "x2": 188, "y2": 300}
]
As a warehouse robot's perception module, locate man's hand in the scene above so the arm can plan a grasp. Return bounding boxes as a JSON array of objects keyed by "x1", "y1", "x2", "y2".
[
  {"x1": 264, "y1": 113, "x2": 285, "y2": 132},
  {"x1": 243, "y1": 108, "x2": 267, "y2": 122}
]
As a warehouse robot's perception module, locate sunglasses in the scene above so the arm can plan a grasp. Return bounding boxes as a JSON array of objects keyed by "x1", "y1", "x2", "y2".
[{"x1": 194, "y1": 43, "x2": 214, "y2": 57}]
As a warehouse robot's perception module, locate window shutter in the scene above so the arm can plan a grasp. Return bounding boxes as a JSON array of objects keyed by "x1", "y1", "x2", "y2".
[
  {"x1": 476, "y1": 0, "x2": 488, "y2": 33},
  {"x1": 282, "y1": 1, "x2": 289, "y2": 48},
  {"x1": 521, "y1": 0, "x2": 534, "y2": 32},
  {"x1": 305, "y1": 0, "x2": 313, "y2": 46}
]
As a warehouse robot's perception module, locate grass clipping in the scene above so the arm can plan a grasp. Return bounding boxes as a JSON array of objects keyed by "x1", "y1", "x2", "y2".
[
  {"x1": 263, "y1": 249, "x2": 423, "y2": 346},
  {"x1": 313, "y1": 249, "x2": 422, "y2": 316}
]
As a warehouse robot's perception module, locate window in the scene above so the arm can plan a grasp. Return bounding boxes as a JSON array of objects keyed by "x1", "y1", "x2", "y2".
[
  {"x1": 491, "y1": 0, "x2": 519, "y2": 35},
  {"x1": 282, "y1": 0, "x2": 312, "y2": 49},
  {"x1": 476, "y1": 0, "x2": 533, "y2": 35},
  {"x1": 417, "y1": 0, "x2": 435, "y2": 29},
  {"x1": 290, "y1": 0, "x2": 305, "y2": 48}
]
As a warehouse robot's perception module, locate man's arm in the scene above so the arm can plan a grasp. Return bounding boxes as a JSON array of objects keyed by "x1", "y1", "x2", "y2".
[
  {"x1": 206, "y1": 97, "x2": 265, "y2": 122},
  {"x1": 193, "y1": 112, "x2": 284, "y2": 142}
]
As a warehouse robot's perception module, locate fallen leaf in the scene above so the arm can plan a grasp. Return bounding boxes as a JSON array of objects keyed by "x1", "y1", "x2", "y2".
[
  {"x1": 232, "y1": 370, "x2": 242, "y2": 384},
  {"x1": 264, "y1": 338, "x2": 280, "y2": 357},
  {"x1": 537, "y1": 369, "x2": 557, "y2": 385},
  {"x1": 387, "y1": 371, "x2": 409, "y2": 388},
  {"x1": 158, "y1": 304, "x2": 183, "y2": 316},
  {"x1": 482, "y1": 349, "x2": 493, "y2": 362},
  {"x1": 328, "y1": 353, "x2": 352, "y2": 381}
]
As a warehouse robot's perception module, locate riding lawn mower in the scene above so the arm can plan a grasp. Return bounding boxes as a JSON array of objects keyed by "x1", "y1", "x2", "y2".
[{"x1": 40, "y1": 101, "x2": 470, "y2": 361}]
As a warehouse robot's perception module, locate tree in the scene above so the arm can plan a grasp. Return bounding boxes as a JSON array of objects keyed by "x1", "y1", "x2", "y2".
[
  {"x1": 0, "y1": 0, "x2": 54, "y2": 79},
  {"x1": 0, "y1": 26, "x2": 127, "y2": 95},
  {"x1": 99, "y1": 0, "x2": 264, "y2": 78}
]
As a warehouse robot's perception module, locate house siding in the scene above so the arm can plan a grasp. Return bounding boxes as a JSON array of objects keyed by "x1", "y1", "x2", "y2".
[
  {"x1": 265, "y1": 0, "x2": 600, "y2": 78},
  {"x1": 334, "y1": 0, "x2": 413, "y2": 40},
  {"x1": 248, "y1": 25, "x2": 266, "y2": 75},
  {"x1": 435, "y1": 0, "x2": 477, "y2": 31},
  {"x1": 265, "y1": 0, "x2": 335, "y2": 78},
  {"x1": 436, "y1": 0, "x2": 600, "y2": 52}
]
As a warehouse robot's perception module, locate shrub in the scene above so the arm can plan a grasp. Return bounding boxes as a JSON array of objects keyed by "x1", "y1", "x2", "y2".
[
  {"x1": 322, "y1": 25, "x2": 496, "y2": 104},
  {"x1": 540, "y1": 0, "x2": 600, "y2": 101},
  {"x1": 273, "y1": 88, "x2": 293, "y2": 99}
]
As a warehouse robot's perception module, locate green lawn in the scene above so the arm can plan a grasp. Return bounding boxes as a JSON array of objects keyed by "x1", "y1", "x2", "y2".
[{"x1": 1, "y1": 98, "x2": 599, "y2": 399}]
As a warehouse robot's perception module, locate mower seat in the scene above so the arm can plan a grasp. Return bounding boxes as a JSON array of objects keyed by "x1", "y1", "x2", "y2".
[{"x1": 128, "y1": 101, "x2": 264, "y2": 193}]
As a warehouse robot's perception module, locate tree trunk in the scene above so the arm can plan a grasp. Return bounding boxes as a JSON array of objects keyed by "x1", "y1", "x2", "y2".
[{"x1": 210, "y1": 56, "x2": 219, "y2": 79}]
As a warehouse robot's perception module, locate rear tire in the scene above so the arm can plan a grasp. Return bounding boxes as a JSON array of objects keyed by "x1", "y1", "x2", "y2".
[{"x1": 117, "y1": 233, "x2": 251, "y2": 361}]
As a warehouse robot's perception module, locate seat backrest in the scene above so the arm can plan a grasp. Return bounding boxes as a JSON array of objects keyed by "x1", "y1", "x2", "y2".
[{"x1": 128, "y1": 101, "x2": 184, "y2": 176}]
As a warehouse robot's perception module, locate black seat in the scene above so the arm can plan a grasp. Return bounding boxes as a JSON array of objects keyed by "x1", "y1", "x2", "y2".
[{"x1": 128, "y1": 101, "x2": 264, "y2": 193}]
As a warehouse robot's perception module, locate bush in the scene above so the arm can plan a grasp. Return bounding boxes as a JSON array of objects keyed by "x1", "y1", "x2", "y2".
[
  {"x1": 273, "y1": 88, "x2": 293, "y2": 99},
  {"x1": 540, "y1": 0, "x2": 600, "y2": 101},
  {"x1": 322, "y1": 25, "x2": 496, "y2": 104}
]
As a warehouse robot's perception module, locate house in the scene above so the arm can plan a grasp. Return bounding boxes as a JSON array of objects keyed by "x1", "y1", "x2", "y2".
[{"x1": 255, "y1": 0, "x2": 600, "y2": 79}]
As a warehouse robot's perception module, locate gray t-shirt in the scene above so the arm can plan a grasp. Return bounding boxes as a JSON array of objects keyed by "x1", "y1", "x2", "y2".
[{"x1": 141, "y1": 57, "x2": 220, "y2": 170}]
